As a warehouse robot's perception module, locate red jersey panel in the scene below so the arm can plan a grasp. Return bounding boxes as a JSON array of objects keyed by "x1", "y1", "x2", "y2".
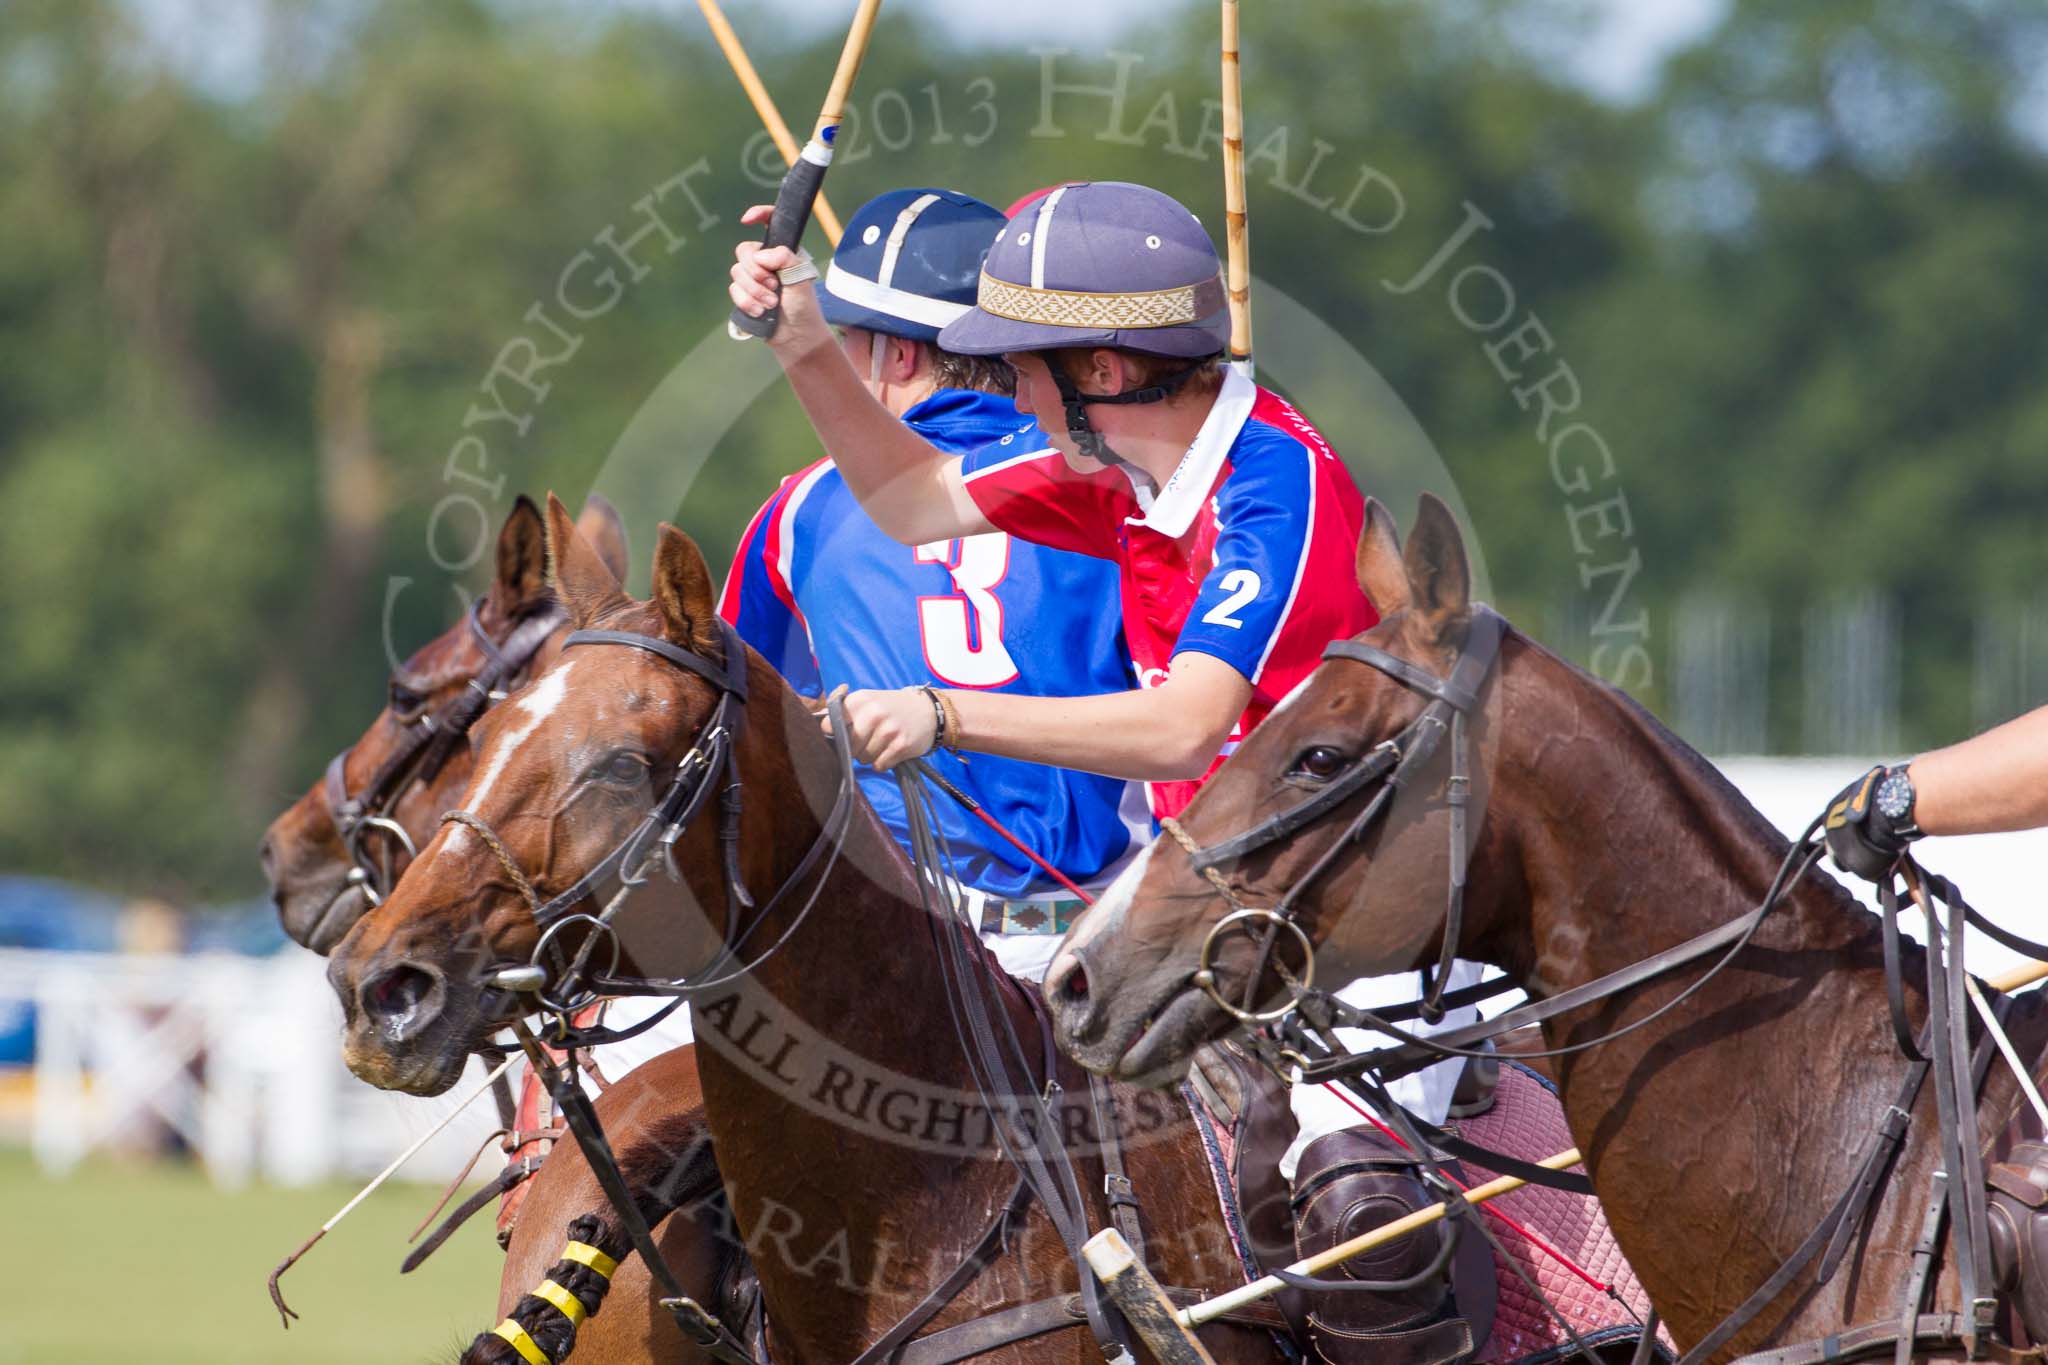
[{"x1": 964, "y1": 367, "x2": 1379, "y2": 817}]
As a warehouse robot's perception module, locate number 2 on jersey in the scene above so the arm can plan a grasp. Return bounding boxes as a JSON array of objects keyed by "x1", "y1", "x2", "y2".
[
  {"x1": 1201, "y1": 568, "x2": 1262, "y2": 629},
  {"x1": 915, "y1": 535, "x2": 1020, "y2": 687}
]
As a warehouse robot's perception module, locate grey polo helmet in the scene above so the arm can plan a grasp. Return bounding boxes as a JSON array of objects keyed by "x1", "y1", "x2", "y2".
[{"x1": 939, "y1": 182, "x2": 1230, "y2": 461}]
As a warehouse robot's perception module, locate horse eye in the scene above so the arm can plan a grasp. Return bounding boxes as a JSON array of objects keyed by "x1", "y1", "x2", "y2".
[
  {"x1": 1291, "y1": 746, "x2": 1348, "y2": 781},
  {"x1": 595, "y1": 752, "x2": 650, "y2": 785},
  {"x1": 387, "y1": 681, "x2": 426, "y2": 719}
]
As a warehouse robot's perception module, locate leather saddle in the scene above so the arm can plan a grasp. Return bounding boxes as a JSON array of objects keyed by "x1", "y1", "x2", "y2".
[{"x1": 1189, "y1": 1041, "x2": 1500, "y2": 1365}]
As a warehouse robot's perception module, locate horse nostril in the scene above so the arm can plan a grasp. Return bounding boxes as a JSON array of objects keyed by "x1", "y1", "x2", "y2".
[
  {"x1": 258, "y1": 832, "x2": 278, "y2": 885},
  {"x1": 363, "y1": 965, "x2": 436, "y2": 1025},
  {"x1": 1061, "y1": 961, "x2": 1089, "y2": 1001}
]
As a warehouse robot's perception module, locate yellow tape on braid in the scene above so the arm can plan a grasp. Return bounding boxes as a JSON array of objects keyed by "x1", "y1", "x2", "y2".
[
  {"x1": 533, "y1": 1279, "x2": 588, "y2": 1326},
  {"x1": 561, "y1": 1241, "x2": 618, "y2": 1279},
  {"x1": 492, "y1": 1318, "x2": 550, "y2": 1365}
]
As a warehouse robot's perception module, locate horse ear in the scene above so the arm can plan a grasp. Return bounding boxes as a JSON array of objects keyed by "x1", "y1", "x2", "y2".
[
  {"x1": 489, "y1": 495, "x2": 549, "y2": 616},
  {"x1": 652, "y1": 523, "x2": 724, "y2": 657},
  {"x1": 544, "y1": 492, "x2": 630, "y2": 629},
  {"x1": 1402, "y1": 493, "x2": 1471, "y2": 641},
  {"x1": 1354, "y1": 497, "x2": 1408, "y2": 618},
  {"x1": 575, "y1": 493, "x2": 631, "y2": 586}
]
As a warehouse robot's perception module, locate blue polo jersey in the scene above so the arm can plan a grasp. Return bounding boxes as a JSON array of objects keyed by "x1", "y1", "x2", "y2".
[{"x1": 718, "y1": 388, "x2": 1144, "y2": 897}]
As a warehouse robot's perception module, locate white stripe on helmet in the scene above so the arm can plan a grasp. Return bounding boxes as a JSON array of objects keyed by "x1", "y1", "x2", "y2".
[
  {"x1": 877, "y1": 192, "x2": 941, "y2": 290},
  {"x1": 1030, "y1": 184, "x2": 1069, "y2": 290},
  {"x1": 823, "y1": 262, "x2": 974, "y2": 330}
]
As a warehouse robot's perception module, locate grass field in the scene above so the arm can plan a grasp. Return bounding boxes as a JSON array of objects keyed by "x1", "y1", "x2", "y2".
[{"x1": 0, "y1": 1145, "x2": 507, "y2": 1364}]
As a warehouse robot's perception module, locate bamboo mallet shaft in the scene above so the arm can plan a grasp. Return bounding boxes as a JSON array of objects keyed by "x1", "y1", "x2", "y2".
[
  {"x1": 1219, "y1": 0, "x2": 1253, "y2": 370},
  {"x1": 1085, "y1": 1228, "x2": 1221, "y2": 1365},
  {"x1": 814, "y1": 0, "x2": 885, "y2": 140},
  {"x1": 696, "y1": 0, "x2": 843, "y2": 245},
  {"x1": 1181, "y1": 1146, "x2": 1586, "y2": 1327}
]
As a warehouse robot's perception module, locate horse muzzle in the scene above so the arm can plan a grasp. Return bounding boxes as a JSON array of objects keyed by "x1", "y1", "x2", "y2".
[{"x1": 334, "y1": 958, "x2": 470, "y2": 1095}]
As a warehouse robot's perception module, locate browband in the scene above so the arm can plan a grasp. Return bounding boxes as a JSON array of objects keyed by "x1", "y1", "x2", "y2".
[
  {"x1": 1322, "y1": 606, "x2": 1505, "y2": 714},
  {"x1": 562, "y1": 618, "x2": 748, "y2": 702}
]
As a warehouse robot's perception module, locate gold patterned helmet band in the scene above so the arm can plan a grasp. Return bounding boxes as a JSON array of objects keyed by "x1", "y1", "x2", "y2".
[{"x1": 975, "y1": 270, "x2": 1226, "y2": 331}]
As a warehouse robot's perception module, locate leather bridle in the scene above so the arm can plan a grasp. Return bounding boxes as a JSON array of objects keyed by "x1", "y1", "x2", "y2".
[
  {"x1": 322, "y1": 600, "x2": 563, "y2": 904},
  {"x1": 443, "y1": 617, "x2": 857, "y2": 1018},
  {"x1": 1165, "y1": 605, "x2": 1508, "y2": 1025}
]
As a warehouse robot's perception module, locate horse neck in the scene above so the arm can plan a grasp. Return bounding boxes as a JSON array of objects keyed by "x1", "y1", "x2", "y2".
[
  {"x1": 678, "y1": 652, "x2": 1040, "y2": 1095},
  {"x1": 1484, "y1": 633, "x2": 1936, "y2": 1342},
  {"x1": 1483, "y1": 632, "x2": 1901, "y2": 997}
]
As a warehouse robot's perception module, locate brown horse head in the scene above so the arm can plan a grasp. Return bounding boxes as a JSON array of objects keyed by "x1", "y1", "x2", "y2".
[
  {"x1": 326, "y1": 494, "x2": 747, "y2": 1095},
  {"x1": 1046, "y1": 493, "x2": 1511, "y2": 1082},
  {"x1": 261, "y1": 495, "x2": 627, "y2": 953}
]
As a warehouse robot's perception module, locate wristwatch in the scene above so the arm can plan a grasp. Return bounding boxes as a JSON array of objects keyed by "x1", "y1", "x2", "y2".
[{"x1": 1874, "y1": 765, "x2": 1921, "y2": 838}]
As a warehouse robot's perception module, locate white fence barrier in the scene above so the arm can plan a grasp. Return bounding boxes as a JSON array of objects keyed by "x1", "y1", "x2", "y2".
[{"x1": 1, "y1": 946, "x2": 504, "y2": 1188}]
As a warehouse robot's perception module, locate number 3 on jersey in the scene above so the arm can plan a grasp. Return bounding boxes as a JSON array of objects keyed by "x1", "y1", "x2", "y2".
[{"x1": 915, "y1": 535, "x2": 1020, "y2": 687}]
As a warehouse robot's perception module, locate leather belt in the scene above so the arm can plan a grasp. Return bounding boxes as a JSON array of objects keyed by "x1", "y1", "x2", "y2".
[{"x1": 959, "y1": 887, "x2": 1085, "y2": 937}]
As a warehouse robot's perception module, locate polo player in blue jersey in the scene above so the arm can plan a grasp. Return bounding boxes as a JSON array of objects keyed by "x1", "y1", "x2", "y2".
[{"x1": 718, "y1": 188, "x2": 1147, "y2": 984}]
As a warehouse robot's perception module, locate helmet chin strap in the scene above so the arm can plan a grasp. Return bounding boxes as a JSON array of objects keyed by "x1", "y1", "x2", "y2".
[{"x1": 1046, "y1": 355, "x2": 1212, "y2": 469}]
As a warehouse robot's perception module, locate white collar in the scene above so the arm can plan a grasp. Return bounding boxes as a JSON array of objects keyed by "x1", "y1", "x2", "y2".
[{"x1": 1125, "y1": 364, "x2": 1257, "y2": 538}]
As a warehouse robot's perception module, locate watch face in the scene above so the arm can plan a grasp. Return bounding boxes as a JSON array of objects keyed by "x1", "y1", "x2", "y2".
[{"x1": 1875, "y1": 770, "x2": 1914, "y2": 822}]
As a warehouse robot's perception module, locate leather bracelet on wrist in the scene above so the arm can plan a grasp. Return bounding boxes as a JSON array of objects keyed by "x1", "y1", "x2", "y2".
[{"x1": 918, "y1": 685, "x2": 961, "y2": 754}]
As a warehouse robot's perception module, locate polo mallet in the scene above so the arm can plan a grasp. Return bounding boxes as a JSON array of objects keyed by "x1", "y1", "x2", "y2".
[
  {"x1": 697, "y1": 0, "x2": 843, "y2": 247},
  {"x1": 1084, "y1": 1228, "x2": 1220, "y2": 1365},
  {"x1": 1220, "y1": 0, "x2": 1254, "y2": 377},
  {"x1": 726, "y1": 0, "x2": 883, "y2": 341}
]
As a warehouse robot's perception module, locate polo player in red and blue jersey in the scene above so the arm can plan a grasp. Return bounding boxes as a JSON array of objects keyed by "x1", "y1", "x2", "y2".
[
  {"x1": 719, "y1": 188, "x2": 1146, "y2": 984},
  {"x1": 729, "y1": 180, "x2": 1493, "y2": 1363}
]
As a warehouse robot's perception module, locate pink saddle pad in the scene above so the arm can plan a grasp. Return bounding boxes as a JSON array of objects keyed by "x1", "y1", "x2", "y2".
[{"x1": 1457, "y1": 1061, "x2": 1673, "y2": 1363}]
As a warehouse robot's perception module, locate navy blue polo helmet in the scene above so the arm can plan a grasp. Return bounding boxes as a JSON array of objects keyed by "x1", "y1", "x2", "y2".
[{"x1": 819, "y1": 189, "x2": 1008, "y2": 345}]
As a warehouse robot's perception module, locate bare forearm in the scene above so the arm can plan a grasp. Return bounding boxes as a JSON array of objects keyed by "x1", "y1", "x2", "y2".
[
  {"x1": 775, "y1": 313, "x2": 964, "y2": 542},
  {"x1": 945, "y1": 688, "x2": 1217, "y2": 782},
  {"x1": 1910, "y1": 704, "x2": 2048, "y2": 835}
]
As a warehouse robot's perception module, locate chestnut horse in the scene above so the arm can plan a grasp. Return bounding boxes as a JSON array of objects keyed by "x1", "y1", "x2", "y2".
[
  {"x1": 263, "y1": 494, "x2": 734, "y2": 1363},
  {"x1": 1043, "y1": 494, "x2": 2048, "y2": 1361},
  {"x1": 328, "y1": 496, "x2": 1279, "y2": 1363}
]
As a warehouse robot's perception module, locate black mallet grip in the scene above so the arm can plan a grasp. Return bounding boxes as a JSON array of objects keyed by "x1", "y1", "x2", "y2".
[{"x1": 728, "y1": 145, "x2": 830, "y2": 341}]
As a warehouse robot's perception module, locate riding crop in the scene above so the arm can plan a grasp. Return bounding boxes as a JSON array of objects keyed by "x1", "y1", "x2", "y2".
[
  {"x1": 266, "y1": 1050, "x2": 519, "y2": 1326},
  {"x1": 726, "y1": 0, "x2": 883, "y2": 341},
  {"x1": 697, "y1": 0, "x2": 844, "y2": 246},
  {"x1": 1219, "y1": 0, "x2": 1253, "y2": 376}
]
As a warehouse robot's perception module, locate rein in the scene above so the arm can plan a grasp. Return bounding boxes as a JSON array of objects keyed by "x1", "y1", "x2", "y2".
[{"x1": 323, "y1": 600, "x2": 563, "y2": 903}]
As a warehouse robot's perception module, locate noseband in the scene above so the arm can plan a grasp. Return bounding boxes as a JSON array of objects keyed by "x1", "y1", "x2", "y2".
[
  {"x1": 442, "y1": 618, "x2": 856, "y2": 1017},
  {"x1": 1164, "y1": 606, "x2": 1507, "y2": 1024},
  {"x1": 322, "y1": 601, "x2": 563, "y2": 903}
]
